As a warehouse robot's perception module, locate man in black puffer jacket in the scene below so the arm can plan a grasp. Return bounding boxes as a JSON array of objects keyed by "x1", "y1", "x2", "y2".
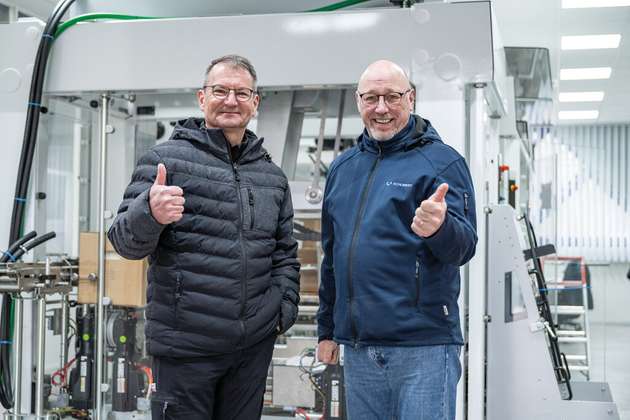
[{"x1": 108, "y1": 55, "x2": 300, "y2": 420}]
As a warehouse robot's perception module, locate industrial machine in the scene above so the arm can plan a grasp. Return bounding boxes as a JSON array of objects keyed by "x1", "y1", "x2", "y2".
[
  {"x1": 0, "y1": 0, "x2": 622, "y2": 419},
  {"x1": 485, "y1": 205, "x2": 619, "y2": 419}
]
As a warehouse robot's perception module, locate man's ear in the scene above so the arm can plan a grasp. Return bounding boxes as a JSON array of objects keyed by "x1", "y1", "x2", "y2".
[{"x1": 196, "y1": 89, "x2": 205, "y2": 110}]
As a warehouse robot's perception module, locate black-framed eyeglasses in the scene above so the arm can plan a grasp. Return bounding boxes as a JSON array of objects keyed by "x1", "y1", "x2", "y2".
[
  {"x1": 357, "y1": 89, "x2": 412, "y2": 107},
  {"x1": 202, "y1": 85, "x2": 257, "y2": 102}
]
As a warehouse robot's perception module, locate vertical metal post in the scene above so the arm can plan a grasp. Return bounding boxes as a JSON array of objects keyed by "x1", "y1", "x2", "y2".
[
  {"x1": 305, "y1": 91, "x2": 327, "y2": 204},
  {"x1": 582, "y1": 264, "x2": 592, "y2": 380},
  {"x1": 12, "y1": 295, "x2": 23, "y2": 418},
  {"x1": 95, "y1": 93, "x2": 111, "y2": 420},
  {"x1": 60, "y1": 294, "x2": 69, "y2": 374},
  {"x1": 552, "y1": 153, "x2": 559, "y2": 325},
  {"x1": 35, "y1": 259, "x2": 52, "y2": 419},
  {"x1": 333, "y1": 89, "x2": 345, "y2": 159},
  {"x1": 464, "y1": 83, "x2": 489, "y2": 420},
  {"x1": 35, "y1": 294, "x2": 47, "y2": 417}
]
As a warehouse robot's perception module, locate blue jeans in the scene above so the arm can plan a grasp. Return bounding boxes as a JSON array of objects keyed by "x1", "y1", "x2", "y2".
[{"x1": 343, "y1": 344, "x2": 462, "y2": 420}]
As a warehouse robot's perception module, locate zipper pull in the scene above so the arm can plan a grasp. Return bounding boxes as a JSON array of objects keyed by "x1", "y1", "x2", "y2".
[
  {"x1": 233, "y1": 165, "x2": 240, "y2": 182},
  {"x1": 175, "y1": 276, "x2": 183, "y2": 298},
  {"x1": 248, "y1": 189, "x2": 254, "y2": 206},
  {"x1": 464, "y1": 192, "x2": 469, "y2": 213}
]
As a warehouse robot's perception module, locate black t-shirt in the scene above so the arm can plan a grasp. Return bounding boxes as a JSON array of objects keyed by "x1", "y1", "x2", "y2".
[{"x1": 229, "y1": 142, "x2": 243, "y2": 162}]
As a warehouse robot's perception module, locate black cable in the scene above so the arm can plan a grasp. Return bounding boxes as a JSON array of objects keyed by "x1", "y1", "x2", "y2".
[
  {"x1": 522, "y1": 214, "x2": 573, "y2": 400},
  {"x1": 9, "y1": 0, "x2": 76, "y2": 244},
  {"x1": 0, "y1": 231, "x2": 37, "y2": 263},
  {"x1": 11, "y1": 232, "x2": 57, "y2": 261},
  {"x1": 2, "y1": 0, "x2": 76, "y2": 408}
]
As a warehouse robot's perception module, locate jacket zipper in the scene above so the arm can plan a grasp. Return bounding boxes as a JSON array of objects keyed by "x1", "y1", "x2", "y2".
[
  {"x1": 174, "y1": 273, "x2": 183, "y2": 326},
  {"x1": 175, "y1": 274, "x2": 183, "y2": 299},
  {"x1": 464, "y1": 192, "x2": 469, "y2": 215},
  {"x1": 347, "y1": 144, "x2": 383, "y2": 346},
  {"x1": 232, "y1": 160, "x2": 247, "y2": 342},
  {"x1": 248, "y1": 188, "x2": 255, "y2": 230},
  {"x1": 415, "y1": 258, "x2": 421, "y2": 307}
]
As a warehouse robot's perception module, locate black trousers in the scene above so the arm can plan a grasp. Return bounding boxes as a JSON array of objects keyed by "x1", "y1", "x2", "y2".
[{"x1": 150, "y1": 334, "x2": 276, "y2": 420}]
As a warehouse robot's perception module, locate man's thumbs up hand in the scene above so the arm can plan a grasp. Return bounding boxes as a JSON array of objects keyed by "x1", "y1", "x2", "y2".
[
  {"x1": 429, "y1": 183, "x2": 448, "y2": 203},
  {"x1": 149, "y1": 164, "x2": 185, "y2": 225},
  {"x1": 411, "y1": 183, "x2": 448, "y2": 238},
  {"x1": 154, "y1": 163, "x2": 167, "y2": 186}
]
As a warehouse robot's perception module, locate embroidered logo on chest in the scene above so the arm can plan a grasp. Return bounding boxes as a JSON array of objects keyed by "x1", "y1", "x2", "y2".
[{"x1": 385, "y1": 181, "x2": 413, "y2": 188}]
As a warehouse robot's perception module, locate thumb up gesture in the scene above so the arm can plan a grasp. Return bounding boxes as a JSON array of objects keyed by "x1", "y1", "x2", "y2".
[
  {"x1": 149, "y1": 164, "x2": 185, "y2": 225},
  {"x1": 411, "y1": 183, "x2": 448, "y2": 238}
]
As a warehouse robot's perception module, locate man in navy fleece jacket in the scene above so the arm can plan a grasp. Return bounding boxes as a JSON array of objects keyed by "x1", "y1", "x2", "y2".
[{"x1": 316, "y1": 60, "x2": 477, "y2": 420}]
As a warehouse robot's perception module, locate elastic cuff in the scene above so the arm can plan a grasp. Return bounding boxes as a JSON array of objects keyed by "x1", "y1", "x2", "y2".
[
  {"x1": 423, "y1": 212, "x2": 452, "y2": 246},
  {"x1": 127, "y1": 189, "x2": 165, "y2": 236}
]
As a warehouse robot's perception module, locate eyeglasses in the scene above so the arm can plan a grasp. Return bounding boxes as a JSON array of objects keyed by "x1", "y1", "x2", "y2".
[
  {"x1": 202, "y1": 85, "x2": 257, "y2": 102},
  {"x1": 357, "y1": 89, "x2": 412, "y2": 107}
]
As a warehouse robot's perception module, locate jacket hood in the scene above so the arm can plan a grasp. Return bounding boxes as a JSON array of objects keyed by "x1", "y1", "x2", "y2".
[
  {"x1": 170, "y1": 117, "x2": 268, "y2": 164},
  {"x1": 358, "y1": 115, "x2": 443, "y2": 154}
]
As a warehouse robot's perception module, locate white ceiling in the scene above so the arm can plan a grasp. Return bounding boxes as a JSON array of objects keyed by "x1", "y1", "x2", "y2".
[{"x1": 492, "y1": 0, "x2": 630, "y2": 124}]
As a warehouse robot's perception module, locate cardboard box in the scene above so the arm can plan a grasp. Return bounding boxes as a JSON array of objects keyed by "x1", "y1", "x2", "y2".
[
  {"x1": 295, "y1": 218, "x2": 321, "y2": 297},
  {"x1": 300, "y1": 269, "x2": 319, "y2": 295},
  {"x1": 297, "y1": 247, "x2": 318, "y2": 265},
  {"x1": 78, "y1": 232, "x2": 147, "y2": 307}
]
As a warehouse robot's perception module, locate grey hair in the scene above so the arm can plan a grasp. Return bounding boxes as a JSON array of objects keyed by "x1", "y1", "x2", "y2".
[{"x1": 203, "y1": 55, "x2": 258, "y2": 88}]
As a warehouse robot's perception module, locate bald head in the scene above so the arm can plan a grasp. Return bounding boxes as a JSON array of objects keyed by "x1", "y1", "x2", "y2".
[
  {"x1": 358, "y1": 60, "x2": 411, "y2": 92},
  {"x1": 356, "y1": 60, "x2": 415, "y2": 141}
]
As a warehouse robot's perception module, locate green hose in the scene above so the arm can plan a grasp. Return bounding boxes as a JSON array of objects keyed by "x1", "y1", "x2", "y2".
[
  {"x1": 53, "y1": 0, "x2": 375, "y2": 39},
  {"x1": 306, "y1": 0, "x2": 373, "y2": 12},
  {"x1": 54, "y1": 13, "x2": 159, "y2": 38}
]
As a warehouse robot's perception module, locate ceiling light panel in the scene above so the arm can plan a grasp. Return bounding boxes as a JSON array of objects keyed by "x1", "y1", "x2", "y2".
[
  {"x1": 562, "y1": 0, "x2": 630, "y2": 8},
  {"x1": 558, "y1": 110, "x2": 600, "y2": 120},
  {"x1": 561, "y1": 34, "x2": 621, "y2": 50},
  {"x1": 560, "y1": 67, "x2": 612, "y2": 80},
  {"x1": 559, "y1": 91, "x2": 605, "y2": 102}
]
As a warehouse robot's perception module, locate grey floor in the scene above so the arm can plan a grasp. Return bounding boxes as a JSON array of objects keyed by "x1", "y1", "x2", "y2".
[
  {"x1": 577, "y1": 263, "x2": 630, "y2": 420},
  {"x1": 589, "y1": 323, "x2": 630, "y2": 420}
]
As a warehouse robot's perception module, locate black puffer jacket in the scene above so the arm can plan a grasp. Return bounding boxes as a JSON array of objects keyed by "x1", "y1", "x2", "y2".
[{"x1": 108, "y1": 118, "x2": 300, "y2": 357}]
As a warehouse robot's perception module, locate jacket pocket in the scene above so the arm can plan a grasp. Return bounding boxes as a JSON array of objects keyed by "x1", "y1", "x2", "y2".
[
  {"x1": 248, "y1": 188, "x2": 255, "y2": 230},
  {"x1": 240, "y1": 187, "x2": 253, "y2": 230},
  {"x1": 174, "y1": 273, "x2": 183, "y2": 327},
  {"x1": 415, "y1": 258, "x2": 421, "y2": 308},
  {"x1": 463, "y1": 191, "x2": 470, "y2": 215},
  {"x1": 249, "y1": 187, "x2": 283, "y2": 234}
]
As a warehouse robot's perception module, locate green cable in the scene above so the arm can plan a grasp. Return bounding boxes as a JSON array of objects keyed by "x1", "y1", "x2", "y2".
[
  {"x1": 306, "y1": 0, "x2": 373, "y2": 12},
  {"x1": 54, "y1": 13, "x2": 160, "y2": 38},
  {"x1": 53, "y1": 0, "x2": 374, "y2": 39}
]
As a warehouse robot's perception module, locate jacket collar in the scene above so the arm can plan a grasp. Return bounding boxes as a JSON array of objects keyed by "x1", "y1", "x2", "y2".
[
  {"x1": 170, "y1": 117, "x2": 267, "y2": 164},
  {"x1": 357, "y1": 115, "x2": 442, "y2": 155}
]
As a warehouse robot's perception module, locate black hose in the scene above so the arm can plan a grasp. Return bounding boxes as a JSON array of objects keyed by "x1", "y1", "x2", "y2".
[
  {"x1": 0, "y1": 231, "x2": 37, "y2": 263},
  {"x1": 11, "y1": 232, "x2": 57, "y2": 261},
  {"x1": 2, "y1": 0, "x2": 76, "y2": 408},
  {"x1": 9, "y1": 0, "x2": 76, "y2": 244}
]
